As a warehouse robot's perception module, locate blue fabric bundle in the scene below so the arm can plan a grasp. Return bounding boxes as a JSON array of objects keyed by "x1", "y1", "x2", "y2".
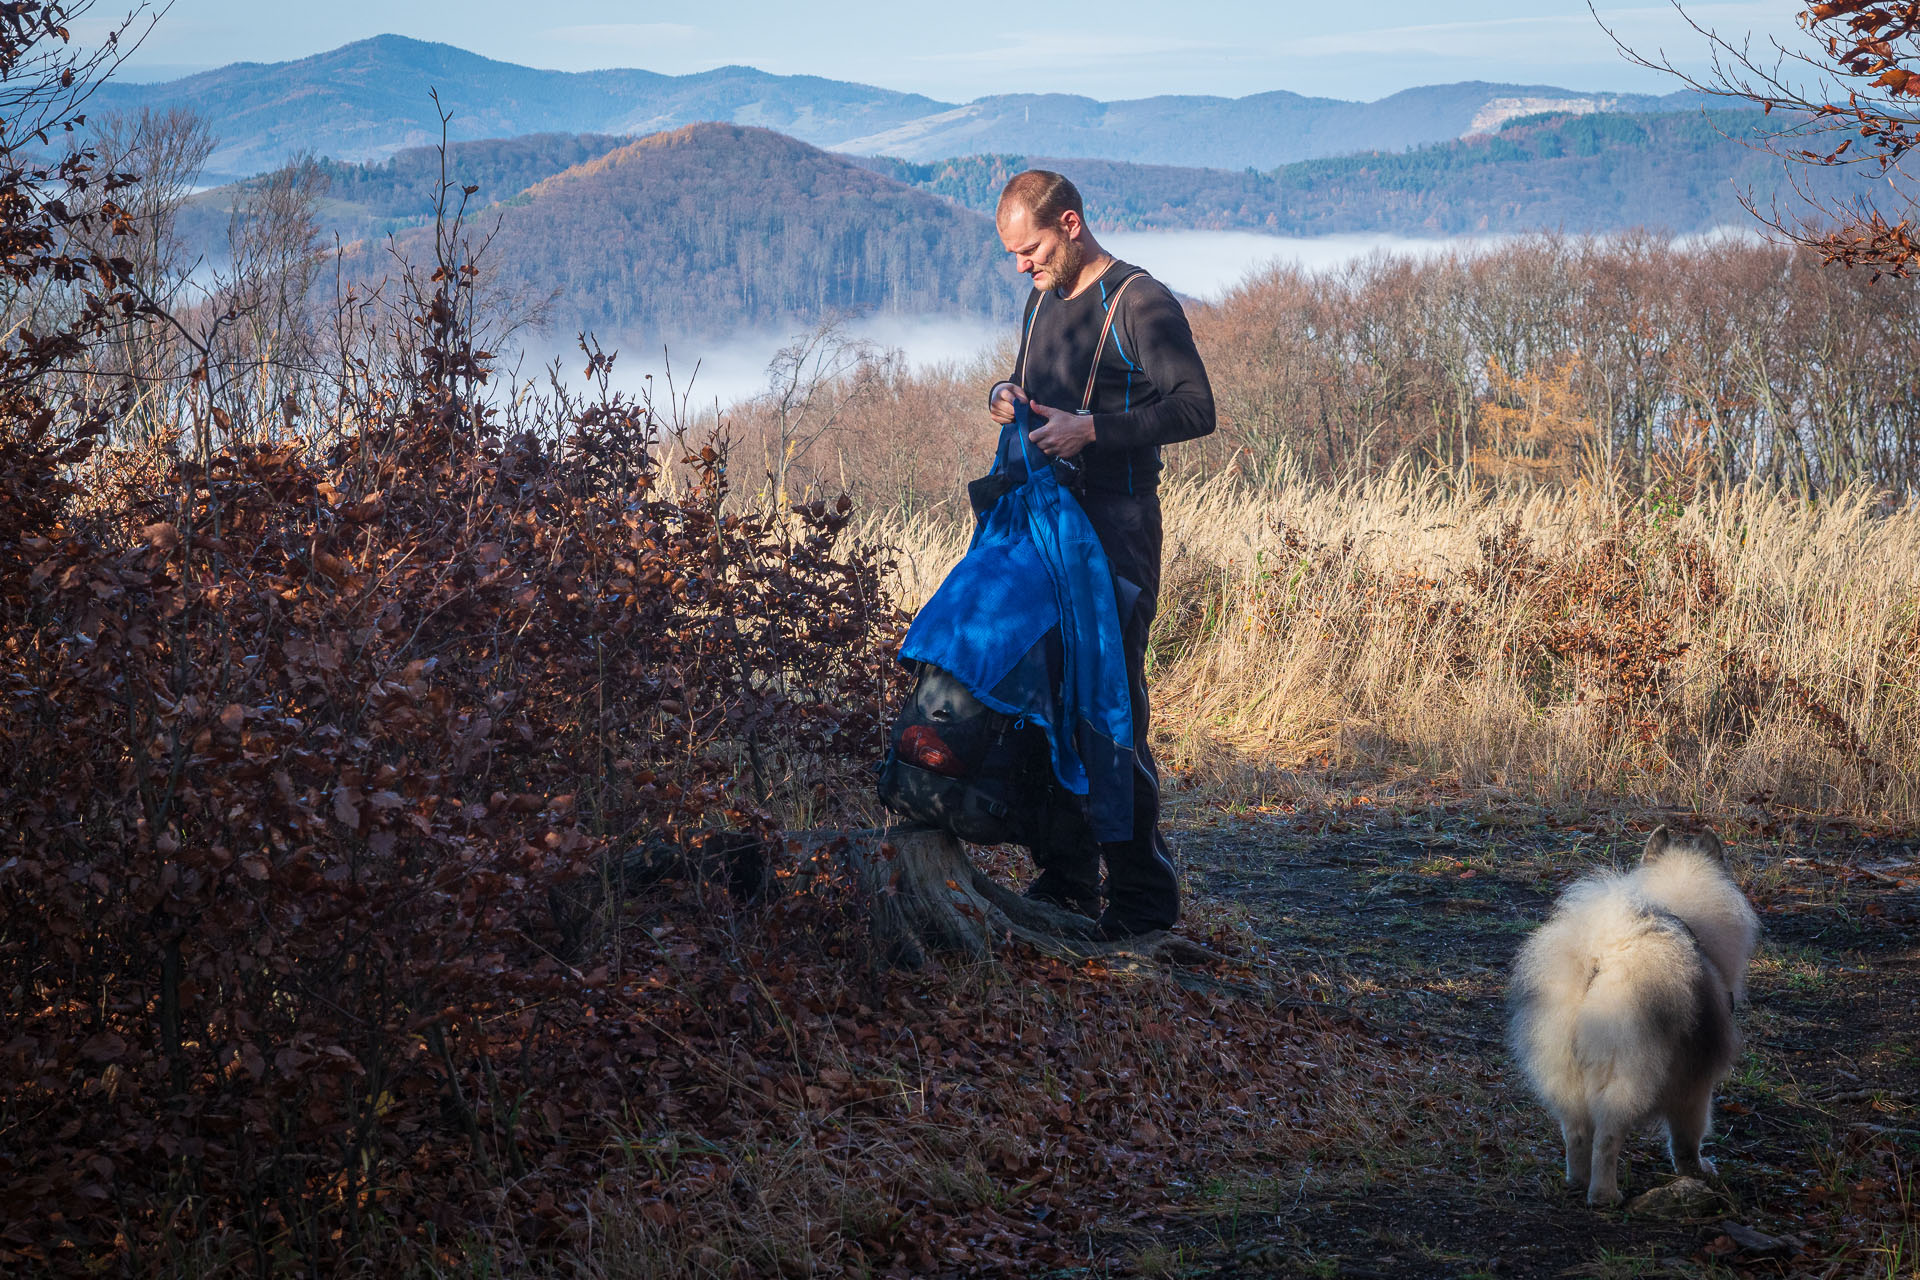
[{"x1": 898, "y1": 404, "x2": 1135, "y2": 842}]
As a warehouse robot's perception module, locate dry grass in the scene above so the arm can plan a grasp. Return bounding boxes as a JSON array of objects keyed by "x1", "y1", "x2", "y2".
[{"x1": 874, "y1": 469, "x2": 1920, "y2": 825}]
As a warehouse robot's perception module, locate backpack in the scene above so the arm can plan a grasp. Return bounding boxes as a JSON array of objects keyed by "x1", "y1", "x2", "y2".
[{"x1": 876, "y1": 662, "x2": 1052, "y2": 846}]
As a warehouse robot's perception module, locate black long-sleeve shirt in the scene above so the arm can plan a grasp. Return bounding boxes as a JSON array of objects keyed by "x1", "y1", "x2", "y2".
[{"x1": 999, "y1": 259, "x2": 1215, "y2": 495}]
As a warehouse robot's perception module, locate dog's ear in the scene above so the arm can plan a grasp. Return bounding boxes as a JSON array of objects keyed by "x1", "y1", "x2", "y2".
[
  {"x1": 1641, "y1": 825, "x2": 1671, "y2": 863},
  {"x1": 1697, "y1": 828, "x2": 1727, "y2": 865}
]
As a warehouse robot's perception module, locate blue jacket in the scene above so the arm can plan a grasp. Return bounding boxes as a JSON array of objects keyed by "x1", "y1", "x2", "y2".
[{"x1": 899, "y1": 405, "x2": 1135, "y2": 842}]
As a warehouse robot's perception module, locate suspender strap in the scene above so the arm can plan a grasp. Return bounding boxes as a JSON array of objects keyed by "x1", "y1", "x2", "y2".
[
  {"x1": 1080, "y1": 270, "x2": 1144, "y2": 413},
  {"x1": 1013, "y1": 269, "x2": 1146, "y2": 409},
  {"x1": 1013, "y1": 292, "x2": 1044, "y2": 389}
]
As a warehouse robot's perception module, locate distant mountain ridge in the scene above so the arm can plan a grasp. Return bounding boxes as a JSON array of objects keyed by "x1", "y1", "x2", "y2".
[
  {"x1": 96, "y1": 37, "x2": 946, "y2": 179},
  {"x1": 827, "y1": 83, "x2": 1716, "y2": 171},
  {"x1": 859, "y1": 110, "x2": 1833, "y2": 237},
  {"x1": 96, "y1": 34, "x2": 1726, "y2": 178}
]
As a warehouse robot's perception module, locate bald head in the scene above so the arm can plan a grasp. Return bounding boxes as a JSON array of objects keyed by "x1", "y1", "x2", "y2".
[{"x1": 997, "y1": 170, "x2": 1083, "y2": 228}]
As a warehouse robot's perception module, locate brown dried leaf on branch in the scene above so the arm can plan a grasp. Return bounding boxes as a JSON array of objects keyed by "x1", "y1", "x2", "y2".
[
  {"x1": 0, "y1": 9, "x2": 927, "y2": 1272},
  {"x1": 1617, "y1": 3, "x2": 1920, "y2": 274},
  {"x1": 1471, "y1": 356, "x2": 1607, "y2": 490}
]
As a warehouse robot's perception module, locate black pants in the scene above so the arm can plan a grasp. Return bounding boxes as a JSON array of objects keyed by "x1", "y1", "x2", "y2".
[{"x1": 1030, "y1": 490, "x2": 1180, "y2": 930}]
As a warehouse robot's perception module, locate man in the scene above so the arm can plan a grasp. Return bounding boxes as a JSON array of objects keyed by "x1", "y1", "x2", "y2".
[{"x1": 986, "y1": 169, "x2": 1214, "y2": 938}]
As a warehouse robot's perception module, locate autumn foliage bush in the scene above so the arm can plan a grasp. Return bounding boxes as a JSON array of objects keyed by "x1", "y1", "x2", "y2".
[
  {"x1": 0, "y1": 14, "x2": 908, "y2": 1270},
  {"x1": 0, "y1": 319, "x2": 1376, "y2": 1273},
  {"x1": 5, "y1": 380, "x2": 901, "y2": 1264}
]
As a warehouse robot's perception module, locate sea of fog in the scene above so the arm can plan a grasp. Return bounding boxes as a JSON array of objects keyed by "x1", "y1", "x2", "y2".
[
  {"x1": 1099, "y1": 229, "x2": 1509, "y2": 299},
  {"x1": 506, "y1": 230, "x2": 1543, "y2": 413},
  {"x1": 506, "y1": 312, "x2": 1009, "y2": 425}
]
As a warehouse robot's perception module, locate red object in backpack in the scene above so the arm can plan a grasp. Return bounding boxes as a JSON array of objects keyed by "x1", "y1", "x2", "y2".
[
  {"x1": 877, "y1": 664, "x2": 1051, "y2": 845},
  {"x1": 899, "y1": 724, "x2": 966, "y2": 777}
]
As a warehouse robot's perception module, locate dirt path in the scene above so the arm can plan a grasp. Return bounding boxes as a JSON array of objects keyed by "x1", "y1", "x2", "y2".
[{"x1": 1101, "y1": 807, "x2": 1920, "y2": 1279}]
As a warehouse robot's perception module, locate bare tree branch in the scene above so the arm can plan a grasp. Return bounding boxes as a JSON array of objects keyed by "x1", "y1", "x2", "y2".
[{"x1": 1601, "y1": 1, "x2": 1920, "y2": 273}]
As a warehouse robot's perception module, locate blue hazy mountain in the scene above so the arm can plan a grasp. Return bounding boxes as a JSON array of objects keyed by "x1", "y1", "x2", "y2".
[{"x1": 96, "y1": 34, "x2": 1716, "y2": 179}]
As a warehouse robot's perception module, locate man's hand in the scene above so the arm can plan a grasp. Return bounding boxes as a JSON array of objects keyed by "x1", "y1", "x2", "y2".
[
  {"x1": 989, "y1": 381, "x2": 1027, "y2": 425},
  {"x1": 1026, "y1": 402, "x2": 1096, "y2": 459}
]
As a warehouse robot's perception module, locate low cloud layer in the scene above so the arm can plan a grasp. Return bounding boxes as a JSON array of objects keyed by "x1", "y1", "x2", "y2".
[
  {"x1": 1102, "y1": 230, "x2": 1511, "y2": 301},
  {"x1": 512, "y1": 312, "x2": 1006, "y2": 422}
]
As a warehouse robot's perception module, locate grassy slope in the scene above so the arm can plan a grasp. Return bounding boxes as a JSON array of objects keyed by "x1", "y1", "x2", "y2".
[{"x1": 860, "y1": 475, "x2": 1920, "y2": 1276}]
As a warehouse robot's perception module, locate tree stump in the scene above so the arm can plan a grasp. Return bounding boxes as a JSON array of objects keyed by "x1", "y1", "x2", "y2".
[
  {"x1": 550, "y1": 823, "x2": 1251, "y2": 994},
  {"x1": 797, "y1": 824, "x2": 1238, "y2": 986}
]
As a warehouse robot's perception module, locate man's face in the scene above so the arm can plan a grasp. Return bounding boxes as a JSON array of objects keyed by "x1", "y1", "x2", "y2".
[{"x1": 997, "y1": 203, "x2": 1084, "y2": 294}]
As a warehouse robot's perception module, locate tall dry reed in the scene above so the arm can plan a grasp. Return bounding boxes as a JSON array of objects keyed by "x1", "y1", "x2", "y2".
[{"x1": 876, "y1": 471, "x2": 1920, "y2": 823}]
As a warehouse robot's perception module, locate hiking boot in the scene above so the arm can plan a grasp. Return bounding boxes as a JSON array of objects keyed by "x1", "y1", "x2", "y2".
[
  {"x1": 1023, "y1": 872, "x2": 1100, "y2": 921},
  {"x1": 1095, "y1": 910, "x2": 1173, "y2": 941}
]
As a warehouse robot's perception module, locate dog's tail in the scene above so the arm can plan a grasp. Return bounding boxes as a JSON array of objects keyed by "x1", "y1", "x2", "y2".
[{"x1": 1511, "y1": 886, "x2": 1710, "y2": 1120}]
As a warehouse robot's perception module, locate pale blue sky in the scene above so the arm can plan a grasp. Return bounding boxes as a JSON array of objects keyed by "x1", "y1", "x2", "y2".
[{"x1": 90, "y1": 2, "x2": 1801, "y2": 101}]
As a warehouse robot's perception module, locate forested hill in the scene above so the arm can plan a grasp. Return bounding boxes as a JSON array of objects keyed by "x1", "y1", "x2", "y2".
[
  {"x1": 176, "y1": 109, "x2": 1827, "y2": 345},
  {"x1": 99, "y1": 34, "x2": 1713, "y2": 178},
  {"x1": 360, "y1": 124, "x2": 1021, "y2": 342},
  {"x1": 175, "y1": 133, "x2": 638, "y2": 254},
  {"x1": 193, "y1": 107, "x2": 1790, "y2": 262},
  {"x1": 859, "y1": 110, "x2": 1821, "y2": 236},
  {"x1": 315, "y1": 133, "x2": 632, "y2": 224}
]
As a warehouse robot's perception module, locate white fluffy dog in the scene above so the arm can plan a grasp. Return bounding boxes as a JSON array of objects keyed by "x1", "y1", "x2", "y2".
[{"x1": 1507, "y1": 826, "x2": 1760, "y2": 1206}]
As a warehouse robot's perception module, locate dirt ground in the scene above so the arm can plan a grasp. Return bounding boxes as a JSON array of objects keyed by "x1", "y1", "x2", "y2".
[{"x1": 1089, "y1": 802, "x2": 1920, "y2": 1280}]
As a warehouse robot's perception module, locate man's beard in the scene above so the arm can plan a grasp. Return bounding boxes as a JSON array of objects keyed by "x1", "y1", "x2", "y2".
[{"x1": 1045, "y1": 237, "x2": 1086, "y2": 295}]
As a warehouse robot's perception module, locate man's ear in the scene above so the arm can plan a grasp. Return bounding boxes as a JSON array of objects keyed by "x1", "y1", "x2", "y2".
[{"x1": 1058, "y1": 209, "x2": 1084, "y2": 240}]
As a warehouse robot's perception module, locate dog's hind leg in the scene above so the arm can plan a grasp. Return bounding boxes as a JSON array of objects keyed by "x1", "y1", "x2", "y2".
[
  {"x1": 1587, "y1": 1114, "x2": 1627, "y2": 1207},
  {"x1": 1560, "y1": 1113, "x2": 1594, "y2": 1193},
  {"x1": 1665, "y1": 973, "x2": 1734, "y2": 1179},
  {"x1": 1665, "y1": 1082, "x2": 1717, "y2": 1179}
]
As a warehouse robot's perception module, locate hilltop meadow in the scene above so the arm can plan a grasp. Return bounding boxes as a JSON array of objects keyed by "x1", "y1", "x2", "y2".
[
  {"x1": 3, "y1": 11, "x2": 1916, "y2": 1280},
  {"x1": 737, "y1": 233, "x2": 1920, "y2": 825}
]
